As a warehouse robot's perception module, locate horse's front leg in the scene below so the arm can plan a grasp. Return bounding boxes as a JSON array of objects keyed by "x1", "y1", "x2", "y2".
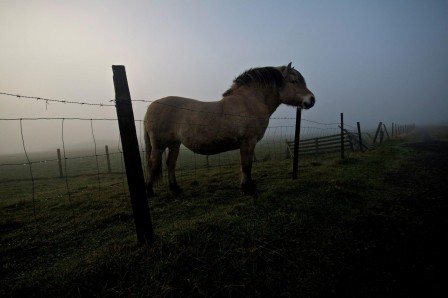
[{"x1": 240, "y1": 139, "x2": 257, "y2": 196}]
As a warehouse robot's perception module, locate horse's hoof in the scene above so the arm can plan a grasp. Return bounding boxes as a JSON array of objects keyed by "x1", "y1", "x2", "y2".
[
  {"x1": 241, "y1": 182, "x2": 258, "y2": 197},
  {"x1": 146, "y1": 184, "x2": 155, "y2": 197},
  {"x1": 169, "y1": 184, "x2": 182, "y2": 194}
]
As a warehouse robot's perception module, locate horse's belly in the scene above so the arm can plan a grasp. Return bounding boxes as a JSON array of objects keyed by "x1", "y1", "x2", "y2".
[{"x1": 183, "y1": 138, "x2": 240, "y2": 155}]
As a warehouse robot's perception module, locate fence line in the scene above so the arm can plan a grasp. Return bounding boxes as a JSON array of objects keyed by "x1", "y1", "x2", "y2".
[
  {"x1": 1, "y1": 120, "x2": 132, "y2": 238},
  {"x1": 1, "y1": 90, "x2": 416, "y2": 245},
  {"x1": 1, "y1": 116, "x2": 336, "y2": 234},
  {"x1": 0, "y1": 117, "x2": 413, "y2": 175},
  {"x1": 0, "y1": 91, "x2": 414, "y2": 142}
]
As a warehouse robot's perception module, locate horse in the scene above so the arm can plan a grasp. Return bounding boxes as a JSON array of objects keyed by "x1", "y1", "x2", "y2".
[{"x1": 144, "y1": 63, "x2": 315, "y2": 196}]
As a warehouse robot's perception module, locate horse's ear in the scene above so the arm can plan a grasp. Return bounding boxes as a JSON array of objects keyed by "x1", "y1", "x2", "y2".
[{"x1": 286, "y1": 62, "x2": 292, "y2": 74}]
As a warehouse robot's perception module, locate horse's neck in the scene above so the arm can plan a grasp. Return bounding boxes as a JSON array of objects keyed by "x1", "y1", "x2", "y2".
[{"x1": 226, "y1": 86, "x2": 281, "y2": 116}]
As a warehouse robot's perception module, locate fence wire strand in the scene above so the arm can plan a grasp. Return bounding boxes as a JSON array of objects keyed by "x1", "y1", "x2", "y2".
[
  {"x1": 19, "y1": 119, "x2": 37, "y2": 221},
  {"x1": 90, "y1": 119, "x2": 101, "y2": 201},
  {"x1": 1, "y1": 91, "x2": 341, "y2": 125},
  {"x1": 0, "y1": 91, "x2": 115, "y2": 107},
  {"x1": 61, "y1": 118, "x2": 77, "y2": 234}
]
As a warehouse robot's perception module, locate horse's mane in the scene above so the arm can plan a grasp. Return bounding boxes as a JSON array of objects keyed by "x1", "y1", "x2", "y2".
[{"x1": 222, "y1": 67, "x2": 284, "y2": 97}]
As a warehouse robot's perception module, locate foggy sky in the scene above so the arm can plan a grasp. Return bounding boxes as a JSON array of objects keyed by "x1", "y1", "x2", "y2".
[{"x1": 1, "y1": 0, "x2": 448, "y2": 154}]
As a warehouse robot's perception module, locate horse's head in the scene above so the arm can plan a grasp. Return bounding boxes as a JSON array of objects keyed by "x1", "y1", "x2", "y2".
[{"x1": 278, "y1": 63, "x2": 315, "y2": 109}]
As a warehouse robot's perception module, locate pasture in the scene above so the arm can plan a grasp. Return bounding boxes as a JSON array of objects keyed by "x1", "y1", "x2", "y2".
[{"x1": 1, "y1": 127, "x2": 447, "y2": 297}]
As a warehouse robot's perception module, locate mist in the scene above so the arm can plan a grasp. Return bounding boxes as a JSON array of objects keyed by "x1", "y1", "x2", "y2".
[{"x1": 1, "y1": 0, "x2": 447, "y2": 155}]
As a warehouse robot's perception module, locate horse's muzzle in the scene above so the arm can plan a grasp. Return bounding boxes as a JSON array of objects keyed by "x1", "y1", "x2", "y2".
[{"x1": 303, "y1": 95, "x2": 315, "y2": 109}]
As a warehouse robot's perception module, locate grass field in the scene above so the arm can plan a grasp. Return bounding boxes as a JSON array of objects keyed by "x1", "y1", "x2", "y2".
[{"x1": 1, "y1": 128, "x2": 447, "y2": 297}]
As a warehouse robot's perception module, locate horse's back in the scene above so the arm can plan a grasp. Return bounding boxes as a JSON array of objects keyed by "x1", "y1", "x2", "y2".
[
  {"x1": 147, "y1": 96, "x2": 221, "y2": 117},
  {"x1": 145, "y1": 97, "x2": 224, "y2": 147}
]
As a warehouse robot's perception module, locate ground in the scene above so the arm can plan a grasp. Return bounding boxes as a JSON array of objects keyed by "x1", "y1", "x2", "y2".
[
  {"x1": 1, "y1": 126, "x2": 448, "y2": 297},
  {"x1": 341, "y1": 128, "x2": 448, "y2": 297}
]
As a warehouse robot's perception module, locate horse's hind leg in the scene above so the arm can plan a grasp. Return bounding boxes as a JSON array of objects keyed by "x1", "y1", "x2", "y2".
[
  {"x1": 146, "y1": 148, "x2": 162, "y2": 197},
  {"x1": 167, "y1": 142, "x2": 182, "y2": 193},
  {"x1": 240, "y1": 139, "x2": 257, "y2": 196}
]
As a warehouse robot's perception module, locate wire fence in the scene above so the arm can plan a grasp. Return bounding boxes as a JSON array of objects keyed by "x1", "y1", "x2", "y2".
[
  {"x1": 0, "y1": 118, "x2": 362, "y2": 180},
  {"x1": 0, "y1": 90, "x2": 415, "y2": 238},
  {"x1": 0, "y1": 91, "x2": 352, "y2": 181}
]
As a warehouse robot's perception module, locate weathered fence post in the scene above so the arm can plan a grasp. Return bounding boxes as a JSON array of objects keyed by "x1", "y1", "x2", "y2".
[
  {"x1": 57, "y1": 148, "x2": 63, "y2": 178},
  {"x1": 105, "y1": 145, "x2": 112, "y2": 174},
  {"x1": 292, "y1": 107, "x2": 302, "y2": 180},
  {"x1": 373, "y1": 122, "x2": 383, "y2": 144},
  {"x1": 383, "y1": 124, "x2": 390, "y2": 140},
  {"x1": 357, "y1": 122, "x2": 364, "y2": 152},
  {"x1": 112, "y1": 65, "x2": 154, "y2": 245},
  {"x1": 379, "y1": 126, "x2": 384, "y2": 144},
  {"x1": 340, "y1": 113, "x2": 345, "y2": 159}
]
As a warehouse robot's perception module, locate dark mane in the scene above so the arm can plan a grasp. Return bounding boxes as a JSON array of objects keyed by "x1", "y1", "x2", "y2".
[{"x1": 222, "y1": 67, "x2": 284, "y2": 97}]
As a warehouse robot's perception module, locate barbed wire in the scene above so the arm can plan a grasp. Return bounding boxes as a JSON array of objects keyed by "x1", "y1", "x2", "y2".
[
  {"x1": 0, "y1": 117, "x2": 118, "y2": 121},
  {"x1": 0, "y1": 92, "x2": 115, "y2": 107},
  {"x1": 1, "y1": 91, "x2": 407, "y2": 130},
  {"x1": 1, "y1": 91, "x2": 341, "y2": 125}
]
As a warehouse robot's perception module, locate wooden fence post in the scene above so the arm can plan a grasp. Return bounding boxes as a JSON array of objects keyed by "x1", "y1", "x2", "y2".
[
  {"x1": 379, "y1": 126, "x2": 384, "y2": 144},
  {"x1": 340, "y1": 113, "x2": 345, "y2": 159},
  {"x1": 292, "y1": 108, "x2": 302, "y2": 180},
  {"x1": 383, "y1": 124, "x2": 390, "y2": 140},
  {"x1": 57, "y1": 148, "x2": 63, "y2": 178},
  {"x1": 357, "y1": 122, "x2": 364, "y2": 152},
  {"x1": 105, "y1": 145, "x2": 112, "y2": 174},
  {"x1": 112, "y1": 65, "x2": 154, "y2": 245},
  {"x1": 373, "y1": 122, "x2": 382, "y2": 144}
]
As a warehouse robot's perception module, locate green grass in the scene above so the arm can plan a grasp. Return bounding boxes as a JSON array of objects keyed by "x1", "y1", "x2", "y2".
[{"x1": 1, "y1": 133, "x2": 445, "y2": 297}]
